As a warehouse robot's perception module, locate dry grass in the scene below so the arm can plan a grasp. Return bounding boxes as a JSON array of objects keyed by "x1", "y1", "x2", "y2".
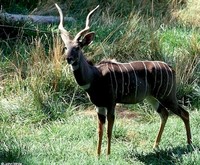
[{"x1": 172, "y1": 0, "x2": 200, "y2": 26}]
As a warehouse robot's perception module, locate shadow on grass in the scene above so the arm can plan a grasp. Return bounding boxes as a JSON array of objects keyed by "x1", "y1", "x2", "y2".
[
  {"x1": 126, "y1": 145, "x2": 200, "y2": 165},
  {"x1": 0, "y1": 143, "x2": 30, "y2": 163}
]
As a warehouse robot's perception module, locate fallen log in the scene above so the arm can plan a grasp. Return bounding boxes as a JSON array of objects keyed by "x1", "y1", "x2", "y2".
[
  {"x1": 0, "y1": 12, "x2": 76, "y2": 24},
  {"x1": 0, "y1": 11, "x2": 76, "y2": 38}
]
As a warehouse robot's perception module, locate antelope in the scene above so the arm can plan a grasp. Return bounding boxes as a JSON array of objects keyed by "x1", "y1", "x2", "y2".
[{"x1": 55, "y1": 4, "x2": 192, "y2": 156}]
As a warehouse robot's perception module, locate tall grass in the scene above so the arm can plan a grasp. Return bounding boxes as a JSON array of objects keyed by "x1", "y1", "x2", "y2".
[{"x1": 172, "y1": 0, "x2": 200, "y2": 27}]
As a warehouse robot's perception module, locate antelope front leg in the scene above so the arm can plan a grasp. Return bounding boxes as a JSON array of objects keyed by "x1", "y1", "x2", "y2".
[
  {"x1": 97, "y1": 113, "x2": 105, "y2": 156},
  {"x1": 107, "y1": 113, "x2": 115, "y2": 155}
]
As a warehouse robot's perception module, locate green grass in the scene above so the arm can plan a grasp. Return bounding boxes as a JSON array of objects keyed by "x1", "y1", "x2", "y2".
[
  {"x1": 0, "y1": 102, "x2": 200, "y2": 164},
  {"x1": 0, "y1": 0, "x2": 200, "y2": 164}
]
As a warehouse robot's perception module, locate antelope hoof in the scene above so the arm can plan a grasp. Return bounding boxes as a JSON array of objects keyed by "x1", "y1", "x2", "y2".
[{"x1": 153, "y1": 142, "x2": 159, "y2": 149}]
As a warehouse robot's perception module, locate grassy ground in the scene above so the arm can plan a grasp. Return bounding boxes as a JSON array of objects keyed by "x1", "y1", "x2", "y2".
[
  {"x1": 0, "y1": 0, "x2": 200, "y2": 164},
  {"x1": 0, "y1": 101, "x2": 200, "y2": 164}
]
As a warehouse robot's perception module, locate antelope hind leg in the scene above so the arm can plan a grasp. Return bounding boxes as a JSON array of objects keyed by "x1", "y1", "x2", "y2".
[
  {"x1": 154, "y1": 105, "x2": 169, "y2": 148},
  {"x1": 97, "y1": 113, "x2": 106, "y2": 156},
  {"x1": 106, "y1": 113, "x2": 115, "y2": 155}
]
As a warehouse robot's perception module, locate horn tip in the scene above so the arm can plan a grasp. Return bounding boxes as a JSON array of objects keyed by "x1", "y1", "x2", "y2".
[
  {"x1": 55, "y1": 3, "x2": 60, "y2": 9},
  {"x1": 95, "y1": 5, "x2": 100, "y2": 10}
]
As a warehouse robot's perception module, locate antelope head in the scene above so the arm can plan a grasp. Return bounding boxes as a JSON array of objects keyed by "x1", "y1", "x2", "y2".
[{"x1": 55, "y1": 4, "x2": 99, "y2": 65}]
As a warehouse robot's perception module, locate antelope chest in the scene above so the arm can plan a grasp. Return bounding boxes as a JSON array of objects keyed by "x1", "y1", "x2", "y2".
[{"x1": 85, "y1": 79, "x2": 113, "y2": 107}]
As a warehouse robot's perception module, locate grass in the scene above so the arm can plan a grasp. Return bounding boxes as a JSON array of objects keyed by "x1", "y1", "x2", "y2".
[
  {"x1": 0, "y1": 0, "x2": 200, "y2": 164},
  {"x1": 0, "y1": 103, "x2": 200, "y2": 164}
]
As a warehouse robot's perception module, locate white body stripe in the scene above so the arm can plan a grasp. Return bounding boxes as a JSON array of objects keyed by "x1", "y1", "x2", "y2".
[
  {"x1": 110, "y1": 63, "x2": 118, "y2": 98},
  {"x1": 156, "y1": 62, "x2": 163, "y2": 97},
  {"x1": 141, "y1": 62, "x2": 148, "y2": 97},
  {"x1": 151, "y1": 61, "x2": 157, "y2": 91},
  {"x1": 107, "y1": 63, "x2": 114, "y2": 95},
  {"x1": 129, "y1": 63, "x2": 138, "y2": 101},
  {"x1": 161, "y1": 64, "x2": 169, "y2": 98},
  {"x1": 166, "y1": 66, "x2": 174, "y2": 96},
  {"x1": 121, "y1": 64, "x2": 130, "y2": 94},
  {"x1": 104, "y1": 61, "x2": 174, "y2": 101},
  {"x1": 117, "y1": 64, "x2": 124, "y2": 97}
]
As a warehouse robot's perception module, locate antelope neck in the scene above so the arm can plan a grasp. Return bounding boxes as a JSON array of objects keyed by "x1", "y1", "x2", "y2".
[
  {"x1": 71, "y1": 62, "x2": 79, "y2": 71},
  {"x1": 72, "y1": 55, "x2": 94, "y2": 90}
]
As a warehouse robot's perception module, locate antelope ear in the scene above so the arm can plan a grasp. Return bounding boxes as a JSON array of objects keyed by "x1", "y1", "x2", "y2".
[
  {"x1": 60, "y1": 32, "x2": 70, "y2": 46},
  {"x1": 80, "y1": 32, "x2": 95, "y2": 47}
]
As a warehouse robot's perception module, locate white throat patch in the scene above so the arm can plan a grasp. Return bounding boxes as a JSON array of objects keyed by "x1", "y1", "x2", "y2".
[{"x1": 71, "y1": 64, "x2": 79, "y2": 71}]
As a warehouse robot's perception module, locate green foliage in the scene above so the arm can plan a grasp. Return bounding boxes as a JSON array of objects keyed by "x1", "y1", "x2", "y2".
[{"x1": 1, "y1": 0, "x2": 40, "y2": 13}]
